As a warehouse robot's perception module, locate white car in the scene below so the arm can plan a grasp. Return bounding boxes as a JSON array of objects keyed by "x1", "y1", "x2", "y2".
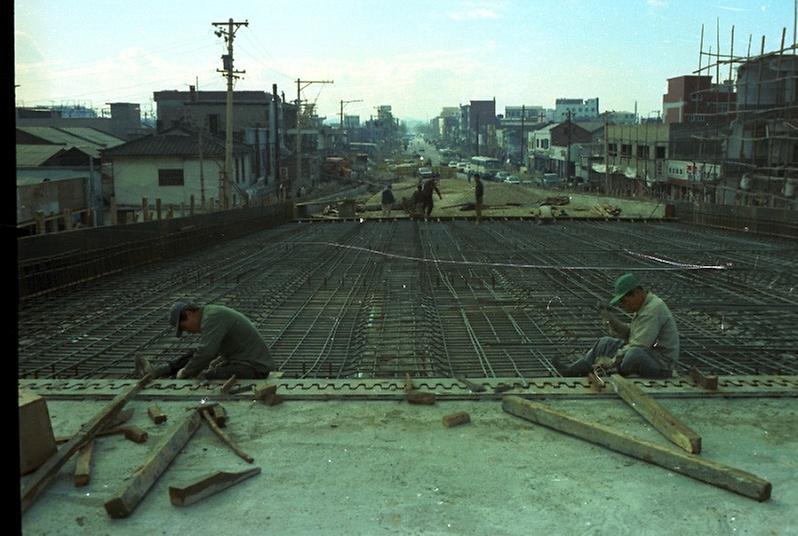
[
  {"x1": 504, "y1": 175, "x2": 520, "y2": 184},
  {"x1": 495, "y1": 171, "x2": 511, "y2": 181},
  {"x1": 448, "y1": 161, "x2": 458, "y2": 168},
  {"x1": 417, "y1": 167, "x2": 433, "y2": 178},
  {"x1": 457, "y1": 162, "x2": 469, "y2": 172}
]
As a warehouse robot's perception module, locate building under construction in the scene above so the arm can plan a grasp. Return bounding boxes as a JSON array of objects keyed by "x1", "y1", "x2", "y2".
[{"x1": 605, "y1": 31, "x2": 797, "y2": 209}]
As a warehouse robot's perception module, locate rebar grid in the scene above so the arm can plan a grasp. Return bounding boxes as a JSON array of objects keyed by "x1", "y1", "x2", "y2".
[{"x1": 17, "y1": 220, "x2": 798, "y2": 380}]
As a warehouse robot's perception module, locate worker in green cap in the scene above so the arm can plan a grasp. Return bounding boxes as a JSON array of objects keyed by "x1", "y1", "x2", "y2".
[{"x1": 554, "y1": 273, "x2": 679, "y2": 378}]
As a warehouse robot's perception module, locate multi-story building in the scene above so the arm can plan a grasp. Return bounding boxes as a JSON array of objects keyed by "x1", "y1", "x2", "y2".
[
  {"x1": 662, "y1": 75, "x2": 735, "y2": 124},
  {"x1": 554, "y1": 98, "x2": 599, "y2": 121}
]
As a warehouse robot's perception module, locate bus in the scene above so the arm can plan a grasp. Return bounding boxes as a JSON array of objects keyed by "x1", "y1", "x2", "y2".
[{"x1": 469, "y1": 156, "x2": 502, "y2": 179}]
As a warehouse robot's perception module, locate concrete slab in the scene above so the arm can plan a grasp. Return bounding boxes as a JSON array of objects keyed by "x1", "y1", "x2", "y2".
[{"x1": 20, "y1": 393, "x2": 798, "y2": 535}]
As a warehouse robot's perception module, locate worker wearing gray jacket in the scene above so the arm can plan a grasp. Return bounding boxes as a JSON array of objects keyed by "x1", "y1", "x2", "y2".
[
  {"x1": 555, "y1": 273, "x2": 679, "y2": 378},
  {"x1": 135, "y1": 302, "x2": 274, "y2": 379}
]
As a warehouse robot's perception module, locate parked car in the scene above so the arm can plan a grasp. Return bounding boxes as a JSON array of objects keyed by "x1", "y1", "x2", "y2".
[
  {"x1": 417, "y1": 167, "x2": 433, "y2": 179},
  {"x1": 448, "y1": 161, "x2": 458, "y2": 168},
  {"x1": 457, "y1": 162, "x2": 469, "y2": 172},
  {"x1": 495, "y1": 171, "x2": 511, "y2": 181},
  {"x1": 504, "y1": 175, "x2": 520, "y2": 184},
  {"x1": 542, "y1": 173, "x2": 561, "y2": 186}
]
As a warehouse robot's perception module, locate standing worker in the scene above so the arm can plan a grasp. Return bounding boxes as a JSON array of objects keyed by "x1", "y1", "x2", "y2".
[
  {"x1": 554, "y1": 273, "x2": 679, "y2": 378},
  {"x1": 135, "y1": 302, "x2": 275, "y2": 379},
  {"x1": 474, "y1": 173, "x2": 484, "y2": 225},
  {"x1": 381, "y1": 184, "x2": 395, "y2": 217},
  {"x1": 421, "y1": 178, "x2": 442, "y2": 217}
]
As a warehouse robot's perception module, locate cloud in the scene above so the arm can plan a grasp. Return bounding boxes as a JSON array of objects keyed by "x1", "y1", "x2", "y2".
[
  {"x1": 449, "y1": 7, "x2": 501, "y2": 21},
  {"x1": 716, "y1": 4, "x2": 747, "y2": 11},
  {"x1": 646, "y1": 0, "x2": 668, "y2": 7},
  {"x1": 14, "y1": 32, "x2": 45, "y2": 64}
]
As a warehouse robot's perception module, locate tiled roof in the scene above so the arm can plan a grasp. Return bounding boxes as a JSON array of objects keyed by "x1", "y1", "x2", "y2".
[
  {"x1": 101, "y1": 127, "x2": 252, "y2": 158},
  {"x1": 59, "y1": 127, "x2": 125, "y2": 148}
]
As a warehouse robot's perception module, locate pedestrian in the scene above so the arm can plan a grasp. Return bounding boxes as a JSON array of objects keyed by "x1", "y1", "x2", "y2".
[
  {"x1": 421, "y1": 178, "x2": 442, "y2": 217},
  {"x1": 410, "y1": 184, "x2": 424, "y2": 217},
  {"x1": 381, "y1": 184, "x2": 395, "y2": 217},
  {"x1": 474, "y1": 173, "x2": 484, "y2": 224},
  {"x1": 134, "y1": 302, "x2": 275, "y2": 379},
  {"x1": 554, "y1": 273, "x2": 679, "y2": 378}
]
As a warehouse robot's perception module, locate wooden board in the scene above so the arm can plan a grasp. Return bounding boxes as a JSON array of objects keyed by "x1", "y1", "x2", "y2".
[
  {"x1": 200, "y1": 409, "x2": 254, "y2": 463},
  {"x1": 73, "y1": 440, "x2": 94, "y2": 487},
  {"x1": 690, "y1": 367, "x2": 719, "y2": 390},
  {"x1": 21, "y1": 376, "x2": 150, "y2": 514},
  {"x1": 169, "y1": 467, "x2": 261, "y2": 506},
  {"x1": 608, "y1": 374, "x2": 701, "y2": 454},
  {"x1": 104, "y1": 410, "x2": 202, "y2": 518},
  {"x1": 502, "y1": 396, "x2": 771, "y2": 502}
]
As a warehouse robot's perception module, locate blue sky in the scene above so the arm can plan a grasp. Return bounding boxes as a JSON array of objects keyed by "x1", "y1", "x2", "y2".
[{"x1": 14, "y1": 0, "x2": 794, "y2": 122}]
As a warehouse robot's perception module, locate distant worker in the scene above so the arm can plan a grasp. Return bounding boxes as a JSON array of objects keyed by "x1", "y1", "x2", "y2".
[
  {"x1": 135, "y1": 302, "x2": 274, "y2": 380},
  {"x1": 410, "y1": 184, "x2": 424, "y2": 217},
  {"x1": 554, "y1": 273, "x2": 679, "y2": 379},
  {"x1": 421, "y1": 178, "x2": 442, "y2": 217},
  {"x1": 474, "y1": 173, "x2": 484, "y2": 224},
  {"x1": 381, "y1": 184, "x2": 395, "y2": 217}
]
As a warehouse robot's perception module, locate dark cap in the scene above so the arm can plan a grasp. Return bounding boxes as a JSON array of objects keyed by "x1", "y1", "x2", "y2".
[
  {"x1": 609, "y1": 273, "x2": 641, "y2": 306},
  {"x1": 169, "y1": 302, "x2": 189, "y2": 337}
]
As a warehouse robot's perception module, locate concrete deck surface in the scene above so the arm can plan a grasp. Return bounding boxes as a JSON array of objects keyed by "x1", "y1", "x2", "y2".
[{"x1": 19, "y1": 391, "x2": 798, "y2": 535}]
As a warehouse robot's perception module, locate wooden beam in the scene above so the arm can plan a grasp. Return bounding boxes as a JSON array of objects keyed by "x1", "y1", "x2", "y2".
[
  {"x1": 73, "y1": 440, "x2": 94, "y2": 487},
  {"x1": 104, "y1": 409, "x2": 202, "y2": 518},
  {"x1": 169, "y1": 468, "x2": 261, "y2": 507},
  {"x1": 220, "y1": 375, "x2": 238, "y2": 393},
  {"x1": 200, "y1": 409, "x2": 254, "y2": 464},
  {"x1": 608, "y1": 374, "x2": 701, "y2": 454},
  {"x1": 502, "y1": 396, "x2": 771, "y2": 502},
  {"x1": 21, "y1": 376, "x2": 151, "y2": 514}
]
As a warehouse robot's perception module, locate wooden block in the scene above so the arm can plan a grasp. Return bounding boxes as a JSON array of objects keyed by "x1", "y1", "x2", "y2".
[
  {"x1": 19, "y1": 390, "x2": 57, "y2": 475},
  {"x1": 254, "y1": 384, "x2": 277, "y2": 400},
  {"x1": 104, "y1": 410, "x2": 202, "y2": 518},
  {"x1": 260, "y1": 394, "x2": 284, "y2": 407},
  {"x1": 73, "y1": 440, "x2": 94, "y2": 487},
  {"x1": 210, "y1": 405, "x2": 227, "y2": 428},
  {"x1": 442, "y1": 412, "x2": 471, "y2": 427},
  {"x1": 148, "y1": 406, "x2": 167, "y2": 425},
  {"x1": 121, "y1": 425, "x2": 149, "y2": 444},
  {"x1": 169, "y1": 468, "x2": 261, "y2": 507},
  {"x1": 406, "y1": 391, "x2": 436, "y2": 405},
  {"x1": 690, "y1": 367, "x2": 718, "y2": 390},
  {"x1": 502, "y1": 395, "x2": 772, "y2": 502},
  {"x1": 608, "y1": 374, "x2": 702, "y2": 454}
]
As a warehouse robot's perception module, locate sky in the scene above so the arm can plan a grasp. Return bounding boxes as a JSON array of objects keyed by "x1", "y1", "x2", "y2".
[{"x1": 13, "y1": 0, "x2": 796, "y2": 123}]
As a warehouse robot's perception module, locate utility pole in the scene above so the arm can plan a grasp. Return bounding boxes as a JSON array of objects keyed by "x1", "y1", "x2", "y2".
[
  {"x1": 520, "y1": 105, "x2": 526, "y2": 168},
  {"x1": 340, "y1": 99, "x2": 363, "y2": 148},
  {"x1": 566, "y1": 110, "x2": 572, "y2": 179},
  {"x1": 295, "y1": 78, "x2": 333, "y2": 195},
  {"x1": 212, "y1": 18, "x2": 248, "y2": 209},
  {"x1": 603, "y1": 111, "x2": 609, "y2": 195}
]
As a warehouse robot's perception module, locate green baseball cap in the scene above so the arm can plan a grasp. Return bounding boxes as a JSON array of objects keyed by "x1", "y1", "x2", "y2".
[{"x1": 609, "y1": 273, "x2": 641, "y2": 305}]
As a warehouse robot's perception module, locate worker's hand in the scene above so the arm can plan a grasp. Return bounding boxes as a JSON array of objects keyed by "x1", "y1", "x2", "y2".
[{"x1": 176, "y1": 367, "x2": 189, "y2": 379}]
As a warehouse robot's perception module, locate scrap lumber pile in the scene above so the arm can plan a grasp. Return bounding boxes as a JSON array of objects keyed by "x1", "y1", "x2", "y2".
[
  {"x1": 591, "y1": 203, "x2": 622, "y2": 217},
  {"x1": 539, "y1": 196, "x2": 570, "y2": 206}
]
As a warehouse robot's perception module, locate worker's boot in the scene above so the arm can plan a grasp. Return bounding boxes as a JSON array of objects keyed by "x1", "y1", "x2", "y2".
[{"x1": 134, "y1": 356, "x2": 172, "y2": 379}]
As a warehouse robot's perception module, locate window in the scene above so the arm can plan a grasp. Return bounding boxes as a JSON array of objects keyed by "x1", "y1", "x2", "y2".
[
  {"x1": 608, "y1": 143, "x2": 618, "y2": 156},
  {"x1": 636, "y1": 145, "x2": 649, "y2": 159},
  {"x1": 621, "y1": 144, "x2": 631, "y2": 157},
  {"x1": 655, "y1": 146, "x2": 665, "y2": 159},
  {"x1": 208, "y1": 114, "x2": 220, "y2": 134},
  {"x1": 158, "y1": 169, "x2": 184, "y2": 186}
]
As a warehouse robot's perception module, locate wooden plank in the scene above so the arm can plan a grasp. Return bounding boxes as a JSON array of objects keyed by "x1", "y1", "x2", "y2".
[
  {"x1": 200, "y1": 408, "x2": 254, "y2": 463},
  {"x1": 169, "y1": 468, "x2": 261, "y2": 507},
  {"x1": 56, "y1": 407, "x2": 136, "y2": 444},
  {"x1": 502, "y1": 396, "x2": 771, "y2": 502},
  {"x1": 608, "y1": 374, "x2": 702, "y2": 454},
  {"x1": 691, "y1": 367, "x2": 719, "y2": 390},
  {"x1": 21, "y1": 376, "x2": 151, "y2": 514},
  {"x1": 220, "y1": 375, "x2": 238, "y2": 393},
  {"x1": 73, "y1": 440, "x2": 94, "y2": 487},
  {"x1": 104, "y1": 410, "x2": 202, "y2": 518}
]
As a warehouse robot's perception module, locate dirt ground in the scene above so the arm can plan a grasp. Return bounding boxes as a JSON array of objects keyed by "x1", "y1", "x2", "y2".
[{"x1": 357, "y1": 174, "x2": 666, "y2": 219}]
